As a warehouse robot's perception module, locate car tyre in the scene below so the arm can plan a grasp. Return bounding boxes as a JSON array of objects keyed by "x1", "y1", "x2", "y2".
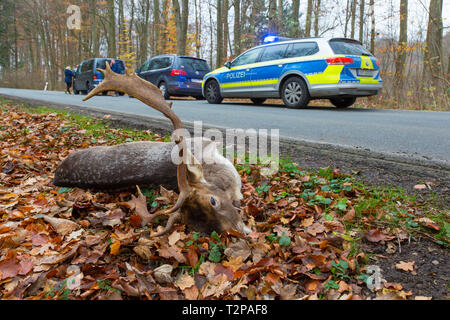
[
  {"x1": 250, "y1": 98, "x2": 266, "y2": 105},
  {"x1": 159, "y1": 82, "x2": 170, "y2": 100},
  {"x1": 281, "y1": 77, "x2": 310, "y2": 109},
  {"x1": 204, "y1": 80, "x2": 223, "y2": 104},
  {"x1": 330, "y1": 97, "x2": 356, "y2": 108},
  {"x1": 73, "y1": 86, "x2": 79, "y2": 95}
]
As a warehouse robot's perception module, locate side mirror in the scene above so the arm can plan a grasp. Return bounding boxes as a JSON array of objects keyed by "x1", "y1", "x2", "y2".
[{"x1": 224, "y1": 61, "x2": 231, "y2": 69}]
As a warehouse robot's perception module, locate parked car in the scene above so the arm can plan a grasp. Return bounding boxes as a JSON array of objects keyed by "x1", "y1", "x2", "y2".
[
  {"x1": 73, "y1": 58, "x2": 125, "y2": 95},
  {"x1": 202, "y1": 37, "x2": 382, "y2": 108},
  {"x1": 136, "y1": 55, "x2": 211, "y2": 99}
]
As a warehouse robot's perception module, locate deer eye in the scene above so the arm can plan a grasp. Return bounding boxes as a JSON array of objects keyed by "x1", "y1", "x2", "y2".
[{"x1": 210, "y1": 197, "x2": 218, "y2": 207}]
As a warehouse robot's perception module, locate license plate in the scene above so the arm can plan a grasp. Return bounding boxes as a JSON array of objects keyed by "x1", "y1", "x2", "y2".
[
  {"x1": 357, "y1": 69, "x2": 374, "y2": 77},
  {"x1": 191, "y1": 79, "x2": 203, "y2": 83}
]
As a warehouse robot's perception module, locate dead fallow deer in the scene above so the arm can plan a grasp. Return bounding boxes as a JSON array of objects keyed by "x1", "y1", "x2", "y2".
[{"x1": 53, "y1": 63, "x2": 250, "y2": 237}]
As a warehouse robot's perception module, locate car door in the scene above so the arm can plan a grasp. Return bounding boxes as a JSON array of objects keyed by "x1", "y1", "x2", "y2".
[
  {"x1": 141, "y1": 57, "x2": 166, "y2": 85},
  {"x1": 250, "y1": 43, "x2": 290, "y2": 97},
  {"x1": 137, "y1": 59, "x2": 151, "y2": 80},
  {"x1": 219, "y1": 47, "x2": 264, "y2": 97}
]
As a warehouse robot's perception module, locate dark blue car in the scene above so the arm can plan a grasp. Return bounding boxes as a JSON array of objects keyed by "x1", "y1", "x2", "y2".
[
  {"x1": 73, "y1": 58, "x2": 125, "y2": 95},
  {"x1": 136, "y1": 55, "x2": 211, "y2": 100}
]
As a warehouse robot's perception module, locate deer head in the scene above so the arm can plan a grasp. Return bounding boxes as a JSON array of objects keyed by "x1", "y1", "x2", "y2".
[{"x1": 83, "y1": 63, "x2": 250, "y2": 237}]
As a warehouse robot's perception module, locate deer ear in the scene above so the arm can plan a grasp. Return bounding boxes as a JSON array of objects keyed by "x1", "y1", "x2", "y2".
[{"x1": 183, "y1": 149, "x2": 205, "y2": 185}]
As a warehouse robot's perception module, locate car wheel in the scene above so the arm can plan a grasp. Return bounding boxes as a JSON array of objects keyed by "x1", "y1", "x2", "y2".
[
  {"x1": 73, "y1": 86, "x2": 79, "y2": 95},
  {"x1": 204, "y1": 80, "x2": 223, "y2": 104},
  {"x1": 330, "y1": 97, "x2": 356, "y2": 108},
  {"x1": 102, "y1": 91, "x2": 108, "y2": 96},
  {"x1": 250, "y1": 98, "x2": 266, "y2": 105},
  {"x1": 118, "y1": 92, "x2": 125, "y2": 96},
  {"x1": 281, "y1": 77, "x2": 310, "y2": 109},
  {"x1": 86, "y1": 82, "x2": 94, "y2": 94},
  {"x1": 159, "y1": 82, "x2": 170, "y2": 100}
]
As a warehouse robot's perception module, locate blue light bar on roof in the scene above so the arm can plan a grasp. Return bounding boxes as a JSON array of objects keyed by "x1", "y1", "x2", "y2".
[{"x1": 262, "y1": 34, "x2": 294, "y2": 44}]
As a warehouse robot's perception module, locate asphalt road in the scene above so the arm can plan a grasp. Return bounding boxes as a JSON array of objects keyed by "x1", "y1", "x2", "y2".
[{"x1": 1, "y1": 88, "x2": 449, "y2": 165}]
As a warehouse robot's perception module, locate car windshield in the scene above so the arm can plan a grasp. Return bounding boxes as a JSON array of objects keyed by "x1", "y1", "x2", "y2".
[
  {"x1": 178, "y1": 58, "x2": 210, "y2": 71},
  {"x1": 329, "y1": 40, "x2": 373, "y2": 56}
]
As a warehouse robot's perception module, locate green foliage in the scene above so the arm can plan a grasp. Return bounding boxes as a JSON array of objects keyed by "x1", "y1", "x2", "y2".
[{"x1": 256, "y1": 183, "x2": 270, "y2": 194}]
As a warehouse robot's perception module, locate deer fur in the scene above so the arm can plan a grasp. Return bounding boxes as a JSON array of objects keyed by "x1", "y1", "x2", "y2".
[{"x1": 53, "y1": 63, "x2": 250, "y2": 236}]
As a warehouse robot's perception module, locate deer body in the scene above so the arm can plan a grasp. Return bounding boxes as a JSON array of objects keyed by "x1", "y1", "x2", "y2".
[{"x1": 53, "y1": 63, "x2": 249, "y2": 236}]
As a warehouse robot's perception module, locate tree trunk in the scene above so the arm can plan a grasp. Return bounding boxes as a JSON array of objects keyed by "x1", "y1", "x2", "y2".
[
  {"x1": 268, "y1": 0, "x2": 277, "y2": 33},
  {"x1": 369, "y1": 0, "x2": 375, "y2": 53},
  {"x1": 350, "y1": 0, "x2": 356, "y2": 39},
  {"x1": 233, "y1": 0, "x2": 241, "y2": 55},
  {"x1": 291, "y1": 0, "x2": 300, "y2": 37},
  {"x1": 359, "y1": 0, "x2": 365, "y2": 42},
  {"x1": 394, "y1": 0, "x2": 407, "y2": 96},
  {"x1": 305, "y1": 0, "x2": 313, "y2": 37},
  {"x1": 153, "y1": 0, "x2": 161, "y2": 55},
  {"x1": 107, "y1": 0, "x2": 116, "y2": 58},
  {"x1": 423, "y1": 0, "x2": 443, "y2": 89},
  {"x1": 223, "y1": 0, "x2": 229, "y2": 59},
  {"x1": 314, "y1": 0, "x2": 321, "y2": 37},
  {"x1": 216, "y1": 0, "x2": 223, "y2": 67},
  {"x1": 172, "y1": 0, "x2": 188, "y2": 55}
]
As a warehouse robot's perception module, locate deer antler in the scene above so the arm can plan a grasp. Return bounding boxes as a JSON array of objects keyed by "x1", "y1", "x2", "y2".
[
  {"x1": 83, "y1": 63, "x2": 192, "y2": 236},
  {"x1": 83, "y1": 63, "x2": 182, "y2": 130}
]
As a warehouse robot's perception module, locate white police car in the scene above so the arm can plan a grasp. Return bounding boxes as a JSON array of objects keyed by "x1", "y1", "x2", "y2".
[{"x1": 202, "y1": 37, "x2": 382, "y2": 108}]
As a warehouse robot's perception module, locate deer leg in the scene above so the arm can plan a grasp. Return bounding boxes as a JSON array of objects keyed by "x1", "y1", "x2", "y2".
[{"x1": 150, "y1": 210, "x2": 182, "y2": 237}]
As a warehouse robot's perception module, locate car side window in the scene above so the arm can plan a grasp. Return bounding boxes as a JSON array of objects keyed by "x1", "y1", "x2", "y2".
[
  {"x1": 140, "y1": 60, "x2": 151, "y2": 72},
  {"x1": 231, "y1": 48, "x2": 264, "y2": 67},
  {"x1": 85, "y1": 59, "x2": 94, "y2": 72},
  {"x1": 160, "y1": 57, "x2": 172, "y2": 68},
  {"x1": 259, "y1": 44, "x2": 289, "y2": 62},
  {"x1": 149, "y1": 57, "x2": 169, "y2": 70},
  {"x1": 285, "y1": 42, "x2": 319, "y2": 58},
  {"x1": 80, "y1": 61, "x2": 88, "y2": 73}
]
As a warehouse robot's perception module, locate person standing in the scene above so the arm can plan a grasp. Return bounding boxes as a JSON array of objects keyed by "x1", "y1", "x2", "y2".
[
  {"x1": 64, "y1": 66, "x2": 74, "y2": 94},
  {"x1": 110, "y1": 60, "x2": 122, "y2": 96}
]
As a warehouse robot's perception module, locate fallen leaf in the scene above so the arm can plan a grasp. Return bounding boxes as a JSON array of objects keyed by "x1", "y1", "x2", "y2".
[
  {"x1": 40, "y1": 215, "x2": 80, "y2": 236},
  {"x1": 175, "y1": 273, "x2": 195, "y2": 290},
  {"x1": 168, "y1": 231, "x2": 181, "y2": 246},
  {"x1": 365, "y1": 229, "x2": 386, "y2": 242},
  {"x1": 222, "y1": 256, "x2": 244, "y2": 272},
  {"x1": 183, "y1": 284, "x2": 199, "y2": 300},
  {"x1": 110, "y1": 241, "x2": 121, "y2": 255},
  {"x1": 395, "y1": 261, "x2": 415, "y2": 272},
  {"x1": 223, "y1": 239, "x2": 251, "y2": 261},
  {"x1": 153, "y1": 264, "x2": 173, "y2": 284}
]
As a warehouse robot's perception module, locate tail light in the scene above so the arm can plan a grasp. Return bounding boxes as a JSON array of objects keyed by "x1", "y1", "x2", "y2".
[
  {"x1": 326, "y1": 57, "x2": 354, "y2": 65},
  {"x1": 376, "y1": 60, "x2": 381, "y2": 67},
  {"x1": 171, "y1": 69, "x2": 187, "y2": 76},
  {"x1": 93, "y1": 75, "x2": 97, "y2": 80}
]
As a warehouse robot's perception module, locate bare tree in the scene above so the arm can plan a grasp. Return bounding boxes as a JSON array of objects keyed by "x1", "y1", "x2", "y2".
[
  {"x1": 107, "y1": 0, "x2": 116, "y2": 58},
  {"x1": 369, "y1": 0, "x2": 375, "y2": 53},
  {"x1": 423, "y1": 0, "x2": 444, "y2": 90},
  {"x1": 153, "y1": 0, "x2": 161, "y2": 55},
  {"x1": 216, "y1": 0, "x2": 223, "y2": 67},
  {"x1": 394, "y1": 0, "x2": 407, "y2": 95},
  {"x1": 350, "y1": 0, "x2": 356, "y2": 38},
  {"x1": 359, "y1": 0, "x2": 365, "y2": 43},
  {"x1": 314, "y1": 0, "x2": 321, "y2": 37},
  {"x1": 233, "y1": 0, "x2": 241, "y2": 55},
  {"x1": 172, "y1": 0, "x2": 189, "y2": 55},
  {"x1": 291, "y1": 0, "x2": 300, "y2": 37},
  {"x1": 305, "y1": 0, "x2": 313, "y2": 37}
]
